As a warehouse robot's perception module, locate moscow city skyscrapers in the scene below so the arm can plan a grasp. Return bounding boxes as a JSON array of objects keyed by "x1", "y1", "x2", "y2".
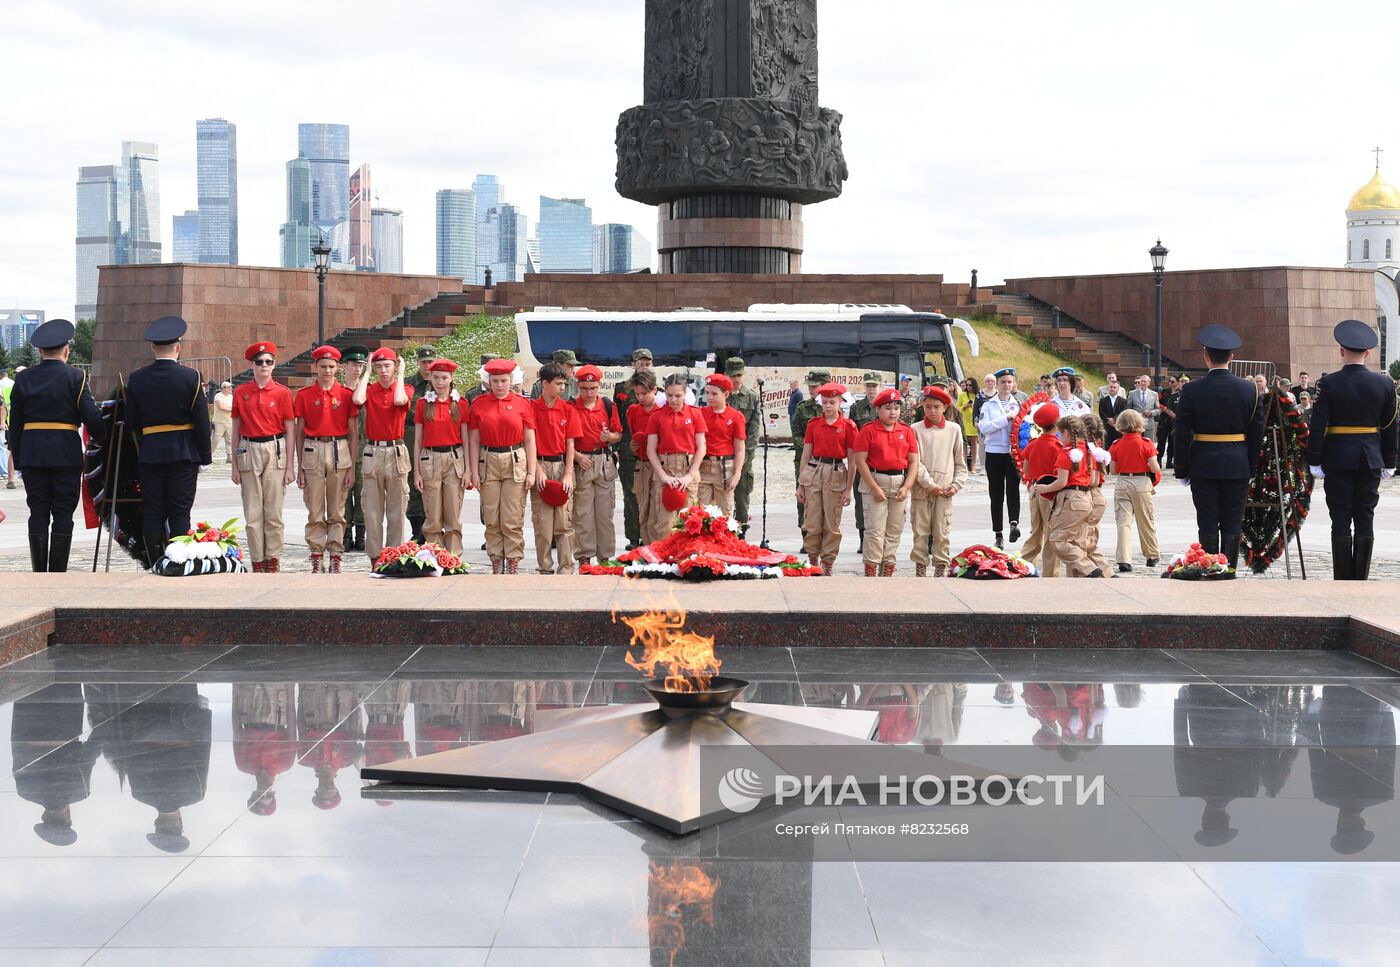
[
  {"x1": 297, "y1": 123, "x2": 350, "y2": 261},
  {"x1": 195, "y1": 118, "x2": 238, "y2": 264},
  {"x1": 74, "y1": 140, "x2": 161, "y2": 318},
  {"x1": 436, "y1": 189, "x2": 477, "y2": 281},
  {"x1": 538, "y1": 196, "x2": 593, "y2": 273}
]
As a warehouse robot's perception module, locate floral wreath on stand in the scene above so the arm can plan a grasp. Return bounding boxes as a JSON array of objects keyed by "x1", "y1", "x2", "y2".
[
  {"x1": 152, "y1": 519, "x2": 247, "y2": 576},
  {"x1": 581, "y1": 504, "x2": 821, "y2": 579},
  {"x1": 372, "y1": 541, "x2": 469, "y2": 578},
  {"x1": 1241, "y1": 389, "x2": 1313, "y2": 573},
  {"x1": 1010, "y1": 391, "x2": 1055, "y2": 484}
]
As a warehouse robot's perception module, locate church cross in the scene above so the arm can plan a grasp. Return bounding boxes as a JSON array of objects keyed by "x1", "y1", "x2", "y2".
[{"x1": 1375, "y1": 145, "x2": 1384, "y2": 170}]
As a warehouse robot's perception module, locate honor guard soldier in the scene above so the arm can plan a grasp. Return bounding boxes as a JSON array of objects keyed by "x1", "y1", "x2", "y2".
[
  {"x1": 413, "y1": 359, "x2": 468, "y2": 554},
  {"x1": 1306, "y1": 319, "x2": 1399, "y2": 580},
  {"x1": 231, "y1": 342, "x2": 295, "y2": 573},
  {"x1": 403, "y1": 346, "x2": 436, "y2": 543},
  {"x1": 698, "y1": 373, "x2": 747, "y2": 517},
  {"x1": 468, "y1": 358, "x2": 538, "y2": 574},
  {"x1": 1173, "y1": 324, "x2": 1266, "y2": 570},
  {"x1": 353, "y1": 348, "x2": 413, "y2": 565},
  {"x1": 795, "y1": 382, "x2": 856, "y2": 575},
  {"x1": 5, "y1": 318, "x2": 105, "y2": 571},
  {"x1": 572, "y1": 364, "x2": 623, "y2": 566},
  {"x1": 123, "y1": 316, "x2": 212, "y2": 565},
  {"x1": 294, "y1": 346, "x2": 358, "y2": 573},
  {"x1": 531, "y1": 350, "x2": 580, "y2": 401},
  {"x1": 847, "y1": 372, "x2": 884, "y2": 552},
  {"x1": 339, "y1": 345, "x2": 370, "y2": 551},
  {"x1": 724, "y1": 358, "x2": 762, "y2": 534},
  {"x1": 529, "y1": 362, "x2": 582, "y2": 573},
  {"x1": 615, "y1": 348, "x2": 653, "y2": 548},
  {"x1": 790, "y1": 370, "x2": 827, "y2": 527}
]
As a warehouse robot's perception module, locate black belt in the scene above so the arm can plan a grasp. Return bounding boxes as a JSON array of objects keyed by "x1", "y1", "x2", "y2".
[
  {"x1": 368, "y1": 439, "x2": 403, "y2": 447},
  {"x1": 538, "y1": 454, "x2": 564, "y2": 462},
  {"x1": 810, "y1": 456, "x2": 845, "y2": 466},
  {"x1": 1121, "y1": 471, "x2": 1154, "y2": 477},
  {"x1": 243, "y1": 434, "x2": 282, "y2": 444},
  {"x1": 703, "y1": 454, "x2": 732, "y2": 461},
  {"x1": 1064, "y1": 485, "x2": 1092, "y2": 491},
  {"x1": 870, "y1": 466, "x2": 905, "y2": 475},
  {"x1": 483, "y1": 444, "x2": 522, "y2": 453},
  {"x1": 426, "y1": 445, "x2": 461, "y2": 453},
  {"x1": 306, "y1": 435, "x2": 345, "y2": 442},
  {"x1": 579, "y1": 448, "x2": 607, "y2": 455}
]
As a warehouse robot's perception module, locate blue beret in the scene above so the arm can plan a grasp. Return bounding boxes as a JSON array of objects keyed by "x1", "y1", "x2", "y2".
[{"x1": 994, "y1": 367, "x2": 1015, "y2": 378}]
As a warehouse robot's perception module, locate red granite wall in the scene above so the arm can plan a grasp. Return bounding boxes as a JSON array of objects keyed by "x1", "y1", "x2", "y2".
[
  {"x1": 1002, "y1": 267, "x2": 1377, "y2": 379},
  {"x1": 91, "y1": 264, "x2": 466, "y2": 389}
]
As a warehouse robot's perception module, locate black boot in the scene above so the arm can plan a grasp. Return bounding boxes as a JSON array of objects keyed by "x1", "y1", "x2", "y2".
[
  {"x1": 48, "y1": 532, "x2": 72, "y2": 573},
  {"x1": 1353, "y1": 537, "x2": 1375, "y2": 581},
  {"x1": 143, "y1": 535, "x2": 167, "y2": 571},
  {"x1": 1223, "y1": 534, "x2": 1241, "y2": 573},
  {"x1": 994, "y1": 531, "x2": 1004, "y2": 550},
  {"x1": 1200, "y1": 533, "x2": 1220, "y2": 555},
  {"x1": 1009, "y1": 521, "x2": 1021, "y2": 543},
  {"x1": 409, "y1": 516, "x2": 425, "y2": 544},
  {"x1": 1332, "y1": 536, "x2": 1354, "y2": 581},
  {"x1": 354, "y1": 525, "x2": 365, "y2": 551},
  {"x1": 28, "y1": 532, "x2": 48, "y2": 573}
]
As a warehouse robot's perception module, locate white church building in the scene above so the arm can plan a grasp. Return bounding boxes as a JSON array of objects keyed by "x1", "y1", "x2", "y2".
[{"x1": 1346, "y1": 160, "x2": 1400, "y2": 369}]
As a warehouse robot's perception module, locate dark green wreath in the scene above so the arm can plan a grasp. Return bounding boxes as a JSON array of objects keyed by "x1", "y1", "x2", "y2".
[{"x1": 1242, "y1": 390, "x2": 1313, "y2": 573}]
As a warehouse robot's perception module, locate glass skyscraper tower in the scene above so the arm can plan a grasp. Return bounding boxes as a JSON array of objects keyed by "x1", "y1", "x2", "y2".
[
  {"x1": 435, "y1": 189, "x2": 477, "y2": 281},
  {"x1": 122, "y1": 141, "x2": 161, "y2": 265},
  {"x1": 74, "y1": 140, "x2": 161, "y2": 318},
  {"x1": 371, "y1": 208, "x2": 404, "y2": 274},
  {"x1": 297, "y1": 123, "x2": 349, "y2": 259},
  {"x1": 173, "y1": 210, "x2": 199, "y2": 262},
  {"x1": 196, "y1": 118, "x2": 238, "y2": 264},
  {"x1": 279, "y1": 156, "x2": 316, "y2": 269},
  {"x1": 538, "y1": 197, "x2": 593, "y2": 273},
  {"x1": 472, "y1": 174, "x2": 502, "y2": 284}
]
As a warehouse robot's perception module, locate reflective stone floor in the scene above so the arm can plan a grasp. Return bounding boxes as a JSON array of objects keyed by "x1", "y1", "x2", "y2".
[{"x1": 3, "y1": 643, "x2": 1400, "y2": 965}]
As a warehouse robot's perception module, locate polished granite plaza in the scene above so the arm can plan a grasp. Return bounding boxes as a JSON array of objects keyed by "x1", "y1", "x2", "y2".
[{"x1": 3, "y1": 642, "x2": 1400, "y2": 965}]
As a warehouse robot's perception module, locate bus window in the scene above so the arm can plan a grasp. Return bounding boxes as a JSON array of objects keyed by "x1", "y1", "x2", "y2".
[
  {"x1": 804, "y1": 321, "x2": 856, "y2": 369},
  {"x1": 527, "y1": 321, "x2": 581, "y2": 360},
  {"x1": 861, "y1": 321, "x2": 920, "y2": 357},
  {"x1": 575, "y1": 322, "x2": 638, "y2": 363},
  {"x1": 640, "y1": 320, "x2": 704, "y2": 364},
  {"x1": 710, "y1": 321, "x2": 742, "y2": 364},
  {"x1": 741, "y1": 322, "x2": 803, "y2": 366}
]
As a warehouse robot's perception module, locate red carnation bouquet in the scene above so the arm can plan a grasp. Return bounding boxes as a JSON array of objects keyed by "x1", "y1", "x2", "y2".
[
  {"x1": 1162, "y1": 543, "x2": 1234, "y2": 580},
  {"x1": 950, "y1": 544, "x2": 1036, "y2": 579},
  {"x1": 372, "y1": 541, "x2": 468, "y2": 578}
]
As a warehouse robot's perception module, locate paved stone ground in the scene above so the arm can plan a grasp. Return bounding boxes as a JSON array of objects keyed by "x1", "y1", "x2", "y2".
[{"x1": 2, "y1": 444, "x2": 1396, "y2": 579}]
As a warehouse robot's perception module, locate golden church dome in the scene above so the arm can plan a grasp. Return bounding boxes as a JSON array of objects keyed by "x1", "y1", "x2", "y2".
[{"x1": 1349, "y1": 168, "x2": 1400, "y2": 211}]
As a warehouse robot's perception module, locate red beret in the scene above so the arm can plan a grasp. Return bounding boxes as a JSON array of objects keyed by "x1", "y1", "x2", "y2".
[
  {"x1": 575, "y1": 364, "x2": 604, "y2": 382},
  {"x1": 922, "y1": 386, "x2": 953, "y2": 406},
  {"x1": 1033, "y1": 402, "x2": 1061, "y2": 429},
  {"x1": 427, "y1": 359, "x2": 458, "y2": 374},
  {"x1": 310, "y1": 345, "x2": 341, "y2": 362},
  {"x1": 483, "y1": 358, "x2": 516, "y2": 376},
  {"x1": 370, "y1": 347, "x2": 397, "y2": 363},
  {"x1": 540, "y1": 478, "x2": 569, "y2": 507},
  {"x1": 705, "y1": 373, "x2": 733, "y2": 393},
  {"x1": 874, "y1": 388, "x2": 902, "y2": 408},
  {"x1": 815, "y1": 382, "x2": 846, "y2": 399},
  {"x1": 245, "y1": 342, "x2": 276, "y2": 361},
  {"x1": 661, "y1": 484, "x2": 690, "y2": 512}
]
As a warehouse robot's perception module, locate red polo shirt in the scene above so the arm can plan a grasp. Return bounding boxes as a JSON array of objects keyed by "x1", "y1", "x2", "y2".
[
  {"x1": 1109, "y1": 433, "x2": 1156, "y2": 474},
  {"x1": 531, "y1": 397, "x2": 582, "y2": 457},
  {"x1": 574, "y1": 399, "x2": 622, "y2": 452},
  {"x1": 648, "y1": 404, "x2": 708, "y2": 455},
  {"x1": 1022, "y1": 434, "x2": 1063, "y2": 494},
  {"x1": 627, "y1": 402, "x2": 659, "y2": 458},
  {"x1": 414, "y1": 398, "x2": 464, "y2": 448},
  {"x1": 361, "y1": 380, "x2": 411, "y2": 442},
  {"x1": 293, "y1": 382, "x2": 356, "y2": 437},
  {"x1": 468, "y1": 392, "x2": 535, "y2": 448},
  {"x1": 1054, "y1": 441, "x2": 1094, "y2": 488},
  {"x1": 804, "y1": 415, "x2": 856, "y2": 459},
  {"x1": 232, "y1": 379, "x2": 294, "y2": 438},
  {"x1": 701, "y1": 405, "x2": 746, "y2": 457},
  {"x1": 854, "y1": 421, "x2": 918, "y2": 472}
]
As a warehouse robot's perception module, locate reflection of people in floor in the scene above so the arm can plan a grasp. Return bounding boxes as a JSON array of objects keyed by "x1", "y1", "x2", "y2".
[
  {"x1": 363, "y1": 681, "x2": 411, "y2": 769},
  {"x1": 296, "y1": 684, "x2": 364, "y2": 811},
  {"x1": 852, "y1": 684, "x2": 922, "y2": 745},
  {"x1": 1305, "y1": 686, "x2": 1396, "y2": 854},
  {"x1": 1023, "y1": 684, "x2": 1104, "y2": 757},
  {"x1": 1173, "y1": 684, "x2": 1268, "y2": 846},
  {"x1": 412, "y1": 681, "x2": 470, "y2": 755},
  {"x1": 10, "y1": 684, "x2": 96, "y2": 846},
  {"x1": 474, "y1": 681, "x2": 532, "y2": 741},
  {"x1": 87, "y1": 683, "x2": 212, "y2": 852},
  {"x1": 232, "y1": 683, "x2": 297, "y2": 816},
  {"x1": 916, "y1": 683, "x2": 967, "y2": 752}
]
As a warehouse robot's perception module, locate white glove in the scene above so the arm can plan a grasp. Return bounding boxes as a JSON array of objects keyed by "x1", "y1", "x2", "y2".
[
  {"x1": 1179, "y1": 479, "x2": 1190, "y2": 487},
  {"x1": 1069, "y1": 448, "x2": 1084, "y2": 464},
  {"x1": 1309, "y1": 465, "x2": 1324, "y2": 479},
  {"x1": 1383, "y1": 469, "x2": 1395, "y2": 480}
]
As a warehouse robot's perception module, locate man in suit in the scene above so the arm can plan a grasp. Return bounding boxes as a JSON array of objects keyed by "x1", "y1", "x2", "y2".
[
  {"x1": 1098, "y1": 378, "x2": 1130, "y2": 447},
  {"x1": 1129, "y1": 375, "x2": 1161, "y2": 444},
  {"x1": 1173, "y1": 325, "x2": 1266, "y2": 571},
  {"x1": 6, "y1": 319, "x2": 106, "y2": 571},
  {"x1": 123, "y1": 316, "x2": 212, "y2": 566},
  {"x1": 1305, "y1": 320, "x2": 1399, "y2": 580}
]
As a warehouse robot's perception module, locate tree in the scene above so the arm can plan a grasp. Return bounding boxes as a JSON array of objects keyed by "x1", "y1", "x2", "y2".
[
  {"x1": 71, "y1": 318, "x2": 95, "y2": 365},
  {"x1": 14, "y1": 342, "x2": 39, "y2": 368},
  {"x1": 0, "y1": 343, "x2": 9, "y2": 371},
  {"x1": 1389, "y1": 358, "x2": 1400, "y2": 381}
]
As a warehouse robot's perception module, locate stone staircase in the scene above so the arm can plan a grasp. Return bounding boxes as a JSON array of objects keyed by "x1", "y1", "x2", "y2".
[{"x1": 977, "y1": 290, "x2": 1187, "y2": 375}]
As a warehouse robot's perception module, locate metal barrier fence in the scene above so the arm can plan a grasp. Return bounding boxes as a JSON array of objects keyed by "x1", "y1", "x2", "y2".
[
  {"x1": 1229, "y1": 359, "x2": 1276, "y2": 380},
  {"x1": 178, "y1": 356, "x2": 234, "y2": 399}
]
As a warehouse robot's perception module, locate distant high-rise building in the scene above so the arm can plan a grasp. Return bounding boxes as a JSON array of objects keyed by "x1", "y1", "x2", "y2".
[
  {"x1": 173, "y1": 210, "x2": 200, "y2": 262},
  {"x1": 526, "y1": 236, "x2": 541, "y2": 274},
  {"x1": 472, "y1": 174, "x2": 502, "y2": 285},
  {"x1": 593, "y1": 223, "x2": 653, "y2": 273},
  {"x1": 0, "y1": 310, "x2": 45, "y2": 353},
  {"x1": 279, "y1": 156, "x2": 315, "y2": 269},
  {"x1": 349, "y1": 163, "x2": 373, "y2": 270},
  {"x1": 478, "y1": 203, "x2": 530, "y2": 283},
  {"x1": 297, "y1": 123, "x2": 350, "y2": 260},
  {"x1": 538, "y1": 196, "x2": 593, "y2": 273},
  {"x1": 122, "y1": 141, "x2": 161, "y2": 265},
  {"x1": 371, "y1": 208, "x2": 403, "y2": 274},
  {"x1": 435, "y1": 189, "x2": 477, "y2": 281},
  {"x1": 195, "y1": 118, "x2": 237, "y2": 264},
  {"x1": 75, "y1": 164, "x2": 122, "y2": 318}
]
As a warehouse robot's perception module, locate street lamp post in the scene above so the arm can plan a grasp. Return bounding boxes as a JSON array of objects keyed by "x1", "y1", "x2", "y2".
[
  {"x1": 312, "y1": 234, "x2": 332, "y2": 347},
  {"x1": 1149, "y1": 239, "x2": 1169, "y2": 391}
]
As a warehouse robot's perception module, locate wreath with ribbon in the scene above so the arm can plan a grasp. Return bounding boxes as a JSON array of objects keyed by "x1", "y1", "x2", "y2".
[
  {"x1": 1010, "y1": 391, "x2": 1055, "y2": 484},
  {"x1": 1241, "y1": 389, "x2": 1313, "y2": 573}
]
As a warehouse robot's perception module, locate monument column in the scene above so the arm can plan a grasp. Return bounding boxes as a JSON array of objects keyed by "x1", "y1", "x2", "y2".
[{"x1": 615, "y1": 0, "x2": 848, "y2": 274}]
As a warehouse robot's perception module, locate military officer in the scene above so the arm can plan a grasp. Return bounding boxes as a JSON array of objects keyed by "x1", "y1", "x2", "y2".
[
  {"x1": 725, "y1": 357, "x2": 762, "y2": 534},
  {"x1": 531, "y1": 349, "x2": 580, "y2": 401},
  {"x1": 847, "y1": 371, "x2": 885, "y2": 552},
  {"x1": 615, "y1": 348, "x2": 653, "y2": 548},
  {"x1": 339, "y1": 345, "x2": 370, "y2": 551},
  {"x1": 6, "y1": 318, "x2": 105, "y2": 572},
  {"x1": 123, "y1": 315, "x2": 212, "y2": 566},
  {"x1": 790, "y1": 369, "x2": 828, "y2": 527},
  {"x1": 404, "y1": 346, "x2": 436, "y2": 543},
  {"x1": 1173, "y1": 324, "x2": 1266, "y2": 571},
  {"x1": 1305, "y1": 319, "x2": 1399, "y2": 580}
]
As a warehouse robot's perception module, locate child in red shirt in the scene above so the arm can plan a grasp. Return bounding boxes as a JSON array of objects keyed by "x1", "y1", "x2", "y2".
[
  {"x1": 412, "y1": 359, "x2": 467, "y2": 554},
  {"x1": 1107, "y1": 408, "x2": 1161, "y2": 571},
  {"x1": 697, "y1": 373, "x2": 747, "y2": 517},
  {"x1": 646, "y1": 373, "x2": 708, "y2": 535},
  {"x1": 529, "y1": 362, "x2": 583, "y2": 574},
  {"x1": 571, "y1": 365, "x2": 623, "y2": 565},
  {"x1": 797, "y1": 382, "x2": 857, "y2": 574},
  {"x1": 1032, "y1": 415, "x2": 1105, "y2": 577},
  {"x1": 1017, "y1": 402, "x2": 1062, "y2": 576},
  {"x1": 853, "y1": 388, "x2": 918, "y2": 576},
  {"x1": 626, "y1": 369, "x2": 663, "y2": 543}
]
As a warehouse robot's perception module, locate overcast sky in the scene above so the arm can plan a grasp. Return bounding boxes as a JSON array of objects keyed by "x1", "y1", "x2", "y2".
[{"x1": 0, "y1": 0, "x2": 1382, "y2": 320}]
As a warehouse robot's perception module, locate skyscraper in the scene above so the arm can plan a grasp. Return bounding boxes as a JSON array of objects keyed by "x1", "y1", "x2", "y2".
[
  {"x1": 196, "y1": 118, "x2": 237, "y2": 264},
  {"x1": 0, "y1": 310, "x2": 45, "y2": 353},
  {"x1": 75, "y1": 164, "x2": 121, "y2": 318},
  {"x1": 478, "y1": 203, "x2": 530, "y2": 283},
  {"x1": 279, "y1": 156, "x2": 316, "y2": 269},
  {"x1": 472, "y1": 174, "x2": 502, "y2": 285},
  {"x1": 173, "y1": 210, "x2": 199, "y2": 262},
  {"x1": 538, "y1": 197, "x2": 593, "y2": 273},
  {"x1": 297, "y1": 123, "x2": 350, "y2": 259},
  {"x1": 436, "y1": 189, "x2": 477, "y2": 281},
  {"x1": 371, "y1": 208, "x2": 403, "y2": 274},
  {"x1": 593, "y1": 223, "x2": 653, "y2": 274},
  {"x1": 349, "y1": 163, "x2": 373, "y2": 270},
  {"x1": 122, "y1": 141, "x2": 161, "y2": 265}
]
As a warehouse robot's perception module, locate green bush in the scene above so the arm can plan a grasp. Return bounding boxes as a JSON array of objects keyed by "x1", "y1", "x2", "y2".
[
  {"x1": 401, "y1": 313, "x2": 517, "y2": 392},
  {"x1": 1389, "y1": 358, "x2": 1400, "y2": 381}
]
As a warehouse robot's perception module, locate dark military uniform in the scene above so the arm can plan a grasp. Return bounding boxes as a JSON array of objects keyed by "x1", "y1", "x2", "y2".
[
  {"x1": 1173, "y1": 326, "x2": 1265, "y2": 568},
  {"x1": 615, "y1": 348, "x2": 653, "y2": 547},
  {"x1": 1305, "y1": 319, "x2": 1399, "y2": 580},
  {"x1": 725, "y1": 358, "x2": 761, "y2": 529},
  {"x1": 790, "y1": 370, "x2": 827, "y2": 527},
  {"x1": 10, "y1": 684, "x2": 96, "y2": 846},
  {"x1": 123, "y1": 317, "x2": 212, "y2": 565},
  {"x1": 403, "y1": 347, "x2": 436, "y2": 542},
  {"x1": 339, "y1": 346, "x2": 369, "y2": 549},
  {"x1": 848, "y1": 375, "x2": 884, "y2": 547},
  {"x1": 7, "y1": 320, "x2": 106, "y2": 571}
]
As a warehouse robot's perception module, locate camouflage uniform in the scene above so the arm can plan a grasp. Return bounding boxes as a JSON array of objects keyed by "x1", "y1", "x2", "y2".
[
  {"x1": 615, "y1": 348, "x2": 653, "y2": 547},
  {"x1": 790, "y1": 369, "x2": 828, "y2": 528},
  {"x1": 899, "y1": 384, "x2": 920, "y2": 426},
  {"x1": 529, "y1": 349, "x2": 579, "y2": 402},
  {"x1": 404, "y1": 346, "x2": 435, "y2": 542},
  {"x1": 726, "y1": 357, "x2": 761, "y2": 529},
  {"x1": 847, "y1": 373, "x2": 885, "y2": 547},
  {"x1": 339, "y1": 345, "x2": 370, "y2": 550}
]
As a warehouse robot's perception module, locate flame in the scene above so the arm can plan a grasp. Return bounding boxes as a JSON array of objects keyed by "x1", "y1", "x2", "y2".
[
  {"x1": 647, "y1": 860, "x2": 719, "y2": 967},
  {"x1": 619, "y1": 608, "x2": 722, "y2": 692}
]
